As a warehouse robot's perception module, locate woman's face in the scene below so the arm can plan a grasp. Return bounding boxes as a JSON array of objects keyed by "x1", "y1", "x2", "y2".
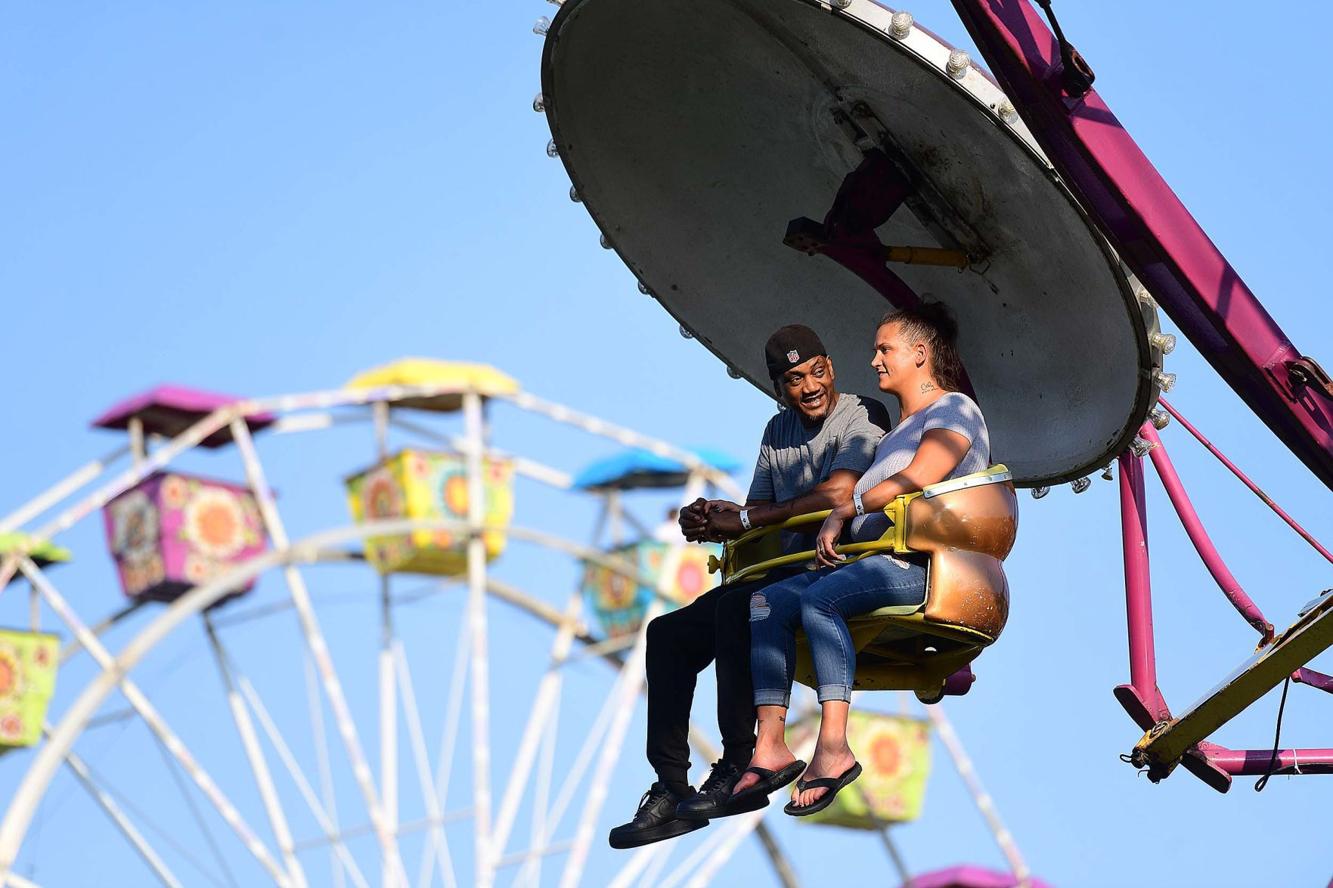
[{"x1": 870, "y1": 321, "x2": 924, "y2": 396}]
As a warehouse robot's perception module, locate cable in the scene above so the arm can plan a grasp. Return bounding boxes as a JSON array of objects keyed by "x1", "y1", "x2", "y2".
[
  {"x1": 150, "y1": 731, "x2": 241, "y2": 888},
  {"x1": 1254, "y1": 677, "x2": 1291, "y2": 792},
  {"x1": 79, "y1": 758, "x2": 230, "y2": 888},
  {"x1": 1159, "y1": 398, "x2": 1333, "y2": 566},
  {"x1": 1033, "y1": 0, "x2": 1096, "y2": 96}
]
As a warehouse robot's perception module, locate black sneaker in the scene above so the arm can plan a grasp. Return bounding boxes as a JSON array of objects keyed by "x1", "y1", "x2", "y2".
[
  {"x1": 608, "y1": 783, "x2": 708, "y2": 849},
  {"x1": 675, "y1": 760, "x2": 769, "y2": 820}
]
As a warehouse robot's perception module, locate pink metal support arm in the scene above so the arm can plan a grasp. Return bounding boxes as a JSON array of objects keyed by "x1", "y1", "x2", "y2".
[
  {"x1": 1195, "y1": 741, "x2": 1333, "y2": 777},
  {"x1": 1115, "y1": 429, "x2": 1332, "y2": 789},
  {"x1": 785, "y1": 150, "x2": 977, "y2": 399},
  {"x1": 1293, "y1": 667, "x2": 1333, "y2": 695},
  {"x1": 1113, "y1": 451, "x2": 1168, "y2": 730},
  {"x1": 1158, "y1": 399, "x2": 1333, "y2": 566},
  {"x1": 1139, "y1": 424, "x2": 1274, "y2": 643}
]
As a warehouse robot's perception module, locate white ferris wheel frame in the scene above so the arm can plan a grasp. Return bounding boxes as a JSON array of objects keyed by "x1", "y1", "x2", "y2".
[
  {"x1": 0, "y1": 379, "x2": 1029, "y2": 888},
  {"x1": 0, "y1": 380, "x2": 790, "y2": 888}
]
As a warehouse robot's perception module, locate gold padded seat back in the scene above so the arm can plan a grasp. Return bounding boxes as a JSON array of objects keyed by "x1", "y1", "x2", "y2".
[
  {"x1": 904, "y1": 480, "x2": 1018, "y2": 560},
  {"x1": 908, "y1": 480, "x2": 1016, "y2": 642},
  {"x1": 922, "y1": 550, "x2": 1009, "y2": 641}
]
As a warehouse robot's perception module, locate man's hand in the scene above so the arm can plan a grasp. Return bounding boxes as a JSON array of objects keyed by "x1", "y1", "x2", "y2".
[
  {"x1": 679, "y1": 498, "x2": 710, "y2": 542},
  {"x1": 703, "y1": 502, "x2": 745, "y2": 542}
]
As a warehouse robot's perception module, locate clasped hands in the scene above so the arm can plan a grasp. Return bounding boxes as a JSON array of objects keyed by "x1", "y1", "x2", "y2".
[
  {"x1": 679, "y1": 497, "x2": 856, "y2": 568},
  {"x1": 678, "y1": 498, "x2": 744, "y2": 543}
]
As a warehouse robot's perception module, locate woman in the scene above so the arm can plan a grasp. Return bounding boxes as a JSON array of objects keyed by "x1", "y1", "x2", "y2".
[{"x1": 730, "y1": 303, "x2": 990, "y2": 814}]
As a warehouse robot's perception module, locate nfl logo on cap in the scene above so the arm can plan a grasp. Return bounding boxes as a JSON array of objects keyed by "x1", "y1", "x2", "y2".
[{"x1": 764, "y1": 325, "x2": 826, "y2": 381}]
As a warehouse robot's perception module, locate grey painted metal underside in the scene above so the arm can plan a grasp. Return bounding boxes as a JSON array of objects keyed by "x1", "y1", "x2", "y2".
[{"x1": 541, "y1": 0, "x2": 1158, "y2": 486}]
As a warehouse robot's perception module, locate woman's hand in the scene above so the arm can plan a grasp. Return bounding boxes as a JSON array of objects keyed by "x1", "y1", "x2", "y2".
[{"x1": 814, "y1": 507, "x2": 850, "y2": 568}]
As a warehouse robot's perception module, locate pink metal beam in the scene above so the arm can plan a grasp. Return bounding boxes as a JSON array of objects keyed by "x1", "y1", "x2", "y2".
[
  {"x1": 1113, "y1": 452, "x2": 1168, "y2": 730},
  {"x1": 1133, "y1": 588, "x2": 1333, "y2": 775},
  {"x1": 1293, "y1": 667, "x2": 1333, "y2": 695},
  {"x1": 949, "y1": 0, "x2": 1333, "y2": 490},
  {"x1": 1196, "y1": 741, "x2": 1333, "y2": 777},
  {"x1": 1159, "y1": 399, "x2": 1333, "y2": 566},
  {"x1": 1139, "y1": 424, "x2": 1274, "y2": 642}
]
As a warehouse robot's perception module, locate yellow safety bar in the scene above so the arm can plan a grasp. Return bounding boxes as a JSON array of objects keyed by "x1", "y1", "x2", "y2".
[
  {"x1": 706, "y1": 466, "x2": 1016, "y2": 700},
  {"x1": 710, "y1": 465, "x2": 1013, "y2": 585}
]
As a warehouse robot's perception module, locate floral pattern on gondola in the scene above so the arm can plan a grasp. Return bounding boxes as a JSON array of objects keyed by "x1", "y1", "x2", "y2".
[
  {"x1": 102, "y1": 473, "x2": 267, "y2": 604},
  {"x1": 580, "y1": 541, "x2": 719, "y2": 639},
  {"x1": 786, "y1": 711, "x2": 931, "y2": 828},
  {"x1": 346, "y1": 449, "x2": 515, "y2": 576},
  {"x1": 0, "y1": 630, "x2": 59, "y2": 749}
]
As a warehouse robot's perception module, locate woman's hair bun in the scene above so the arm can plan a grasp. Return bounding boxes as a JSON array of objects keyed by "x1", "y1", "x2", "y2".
[{"x1": 915, "y1": 300, "x2": 959, "y2": 344}]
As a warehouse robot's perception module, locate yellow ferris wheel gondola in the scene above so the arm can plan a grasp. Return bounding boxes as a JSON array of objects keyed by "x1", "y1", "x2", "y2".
[
  {"x1": 345, "y1": 358, "x2": 519, "y2": 413},
  {"x1": 343, "y1": 358, "x2": 519, "y2": 576}
]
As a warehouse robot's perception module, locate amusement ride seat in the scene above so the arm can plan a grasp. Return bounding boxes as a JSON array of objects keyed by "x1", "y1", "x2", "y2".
[{"x1": 712, "y1": 465, "x2": 1018, "y2": 703}]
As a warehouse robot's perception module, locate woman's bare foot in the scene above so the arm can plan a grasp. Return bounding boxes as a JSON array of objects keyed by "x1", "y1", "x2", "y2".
[
  {"x1": 731, "y1": 742, "x2": 798, "y2": 796},
  {"x1": 791, "y1": 742, "x2": 856, "y2": 808},
  {"x1": 733, "y1": 704, "x2": 796, "y2": 796}
]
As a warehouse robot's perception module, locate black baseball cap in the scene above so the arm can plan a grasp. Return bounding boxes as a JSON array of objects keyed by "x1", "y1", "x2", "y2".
[{"x1": 764, "y1": 325, "x2": 827, "y2": 380}]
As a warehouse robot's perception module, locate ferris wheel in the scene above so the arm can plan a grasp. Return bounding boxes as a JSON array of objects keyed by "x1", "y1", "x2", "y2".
[
  {"x1": 0, "y1": 360, "x2": 1037, "y2": 888},
  {"x1": 0, "y1": 362, "x2": 1029, "y2": 885},
  {"x1": 0, "y1": 361, "x2": 750, "y2": 887},
  {"x1": 4, "y1": 0, "x2": 1330, "y2": 883}
]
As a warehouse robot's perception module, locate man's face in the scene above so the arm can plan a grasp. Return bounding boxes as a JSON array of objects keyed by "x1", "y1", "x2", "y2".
[
  {"x1": 870, "y1": 321, "x2": 923, "y2": 395},
  {"x1": 777, "y1": 355, "x2": 837, "y2": 423}
]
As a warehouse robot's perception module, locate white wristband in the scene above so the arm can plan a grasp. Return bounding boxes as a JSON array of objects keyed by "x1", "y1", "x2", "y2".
[
  {"x1": 739, "y1": 509, "x2": 752, "y2": 531},
  {"x1": 853, "y1": 493, "x2": 865, "y2": 516}
]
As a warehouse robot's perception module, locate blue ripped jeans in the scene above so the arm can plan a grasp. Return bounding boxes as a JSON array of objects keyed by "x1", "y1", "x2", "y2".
[{"x1": 749, "y1": 556, "x2": 927, "y2": 706}]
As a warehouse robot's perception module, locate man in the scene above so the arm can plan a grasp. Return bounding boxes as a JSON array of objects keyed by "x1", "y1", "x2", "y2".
[{"x1": 609, "y1": 324, "x2": 891, "y2": 849}]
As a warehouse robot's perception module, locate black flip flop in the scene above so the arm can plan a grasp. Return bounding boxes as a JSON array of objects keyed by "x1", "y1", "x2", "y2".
[
  {"x1": 783, "y1": 761, "x2": 863, "y2": 816},
  {"x1": 724, "y1": 760, "x2": 807, "y2": 811}
]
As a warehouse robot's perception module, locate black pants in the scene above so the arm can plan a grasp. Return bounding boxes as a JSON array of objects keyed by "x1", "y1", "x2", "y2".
[{"x1": 644, "y1": 569, "x2": 799, "y2": 788}]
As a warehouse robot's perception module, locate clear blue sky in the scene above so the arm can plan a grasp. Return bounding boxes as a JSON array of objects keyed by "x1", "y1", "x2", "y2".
[{"x1": 2, "y1": 2, "x2": 1330, "y2": 886}]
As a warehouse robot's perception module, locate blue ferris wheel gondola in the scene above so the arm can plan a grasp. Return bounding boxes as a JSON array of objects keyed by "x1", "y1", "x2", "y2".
[
  {"x1": 574, "y1": 445, "x2": 735, "y2": 639},
  {"x1": 572, "y1": 446, "x2": 742, "y2": 493}
]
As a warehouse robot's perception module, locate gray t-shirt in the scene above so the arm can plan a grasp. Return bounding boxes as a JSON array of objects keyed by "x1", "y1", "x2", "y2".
[
  {"x1": 850, "y1": 392, "x2": 990, "y2": 542},
  {"x1": 747, "y1": 393, "x2": 891, "y2": 504}
]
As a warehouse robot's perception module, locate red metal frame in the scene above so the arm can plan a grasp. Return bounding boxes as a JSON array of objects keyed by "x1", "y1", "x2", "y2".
[
  {"x1": 1111, "y1": 451, "x2": 1167, "y2": 731},
  {"x1": 1139, "y1": 425, "x2": 1273, "y2": 643}
]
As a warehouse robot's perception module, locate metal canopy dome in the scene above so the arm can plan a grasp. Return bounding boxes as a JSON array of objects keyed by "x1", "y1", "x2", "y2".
[{"x1": 540, "y1": 0, "x2": 1166, "y2": 487}]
